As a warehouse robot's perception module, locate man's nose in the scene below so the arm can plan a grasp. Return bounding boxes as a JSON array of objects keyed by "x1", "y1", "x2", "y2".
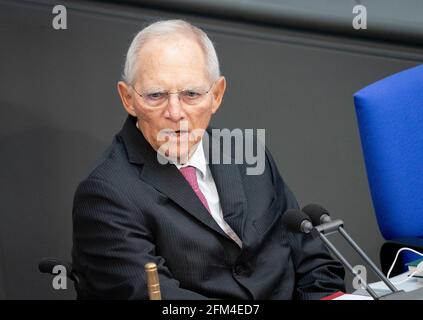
[{"x1": 165, "y1": 93, "x2": 185, "y2": 121}]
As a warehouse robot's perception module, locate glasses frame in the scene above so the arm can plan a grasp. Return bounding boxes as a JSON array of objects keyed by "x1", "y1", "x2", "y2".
[{"x1": 131, "y1": 81, "x2": 216, "y2": 107}]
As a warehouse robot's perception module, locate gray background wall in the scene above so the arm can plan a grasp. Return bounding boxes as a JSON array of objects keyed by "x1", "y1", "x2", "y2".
[{"x1": 1, "y1": 0, "x2": 422, "y2": 299}]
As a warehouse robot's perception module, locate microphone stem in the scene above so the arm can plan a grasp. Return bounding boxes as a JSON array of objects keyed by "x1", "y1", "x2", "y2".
[
  {"x1": 317, "y1": 232, "x2": 379, "y2": 300},
  {"x1": 338, "y1": 227, "x2": 399, "y2": 293}
]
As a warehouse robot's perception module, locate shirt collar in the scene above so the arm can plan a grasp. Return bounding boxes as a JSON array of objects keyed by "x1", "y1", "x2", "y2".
[{"x1": 175, "y1": 141, "x2": 208, "y2": 178}]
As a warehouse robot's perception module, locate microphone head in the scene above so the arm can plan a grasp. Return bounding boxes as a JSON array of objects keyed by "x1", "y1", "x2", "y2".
[
  {"x1": 302, "y1": 203, "x2": 331, "y2": 225},
  {"x1": 281, "y1": 209, "x2": 313, "y2": 233}
]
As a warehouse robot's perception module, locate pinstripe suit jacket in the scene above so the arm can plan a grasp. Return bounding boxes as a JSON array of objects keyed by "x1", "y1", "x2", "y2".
[{"x1": 72, "y1": 115, "x2": 345, "y2": 299}]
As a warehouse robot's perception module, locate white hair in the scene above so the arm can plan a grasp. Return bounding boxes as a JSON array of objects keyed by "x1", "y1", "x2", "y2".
[{"x1": 122, "y1": 19, "x2": 221, "y2": 85}]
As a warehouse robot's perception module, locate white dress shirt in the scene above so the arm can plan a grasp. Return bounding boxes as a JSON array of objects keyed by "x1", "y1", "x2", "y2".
[{"x1": 175, "y1": 142, "x2": 243, "y2": 248}]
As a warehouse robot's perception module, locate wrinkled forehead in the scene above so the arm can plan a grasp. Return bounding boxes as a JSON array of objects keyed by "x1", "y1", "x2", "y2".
[{"x1": 135, "y1": 34, "x2": 209, "y2": 87}]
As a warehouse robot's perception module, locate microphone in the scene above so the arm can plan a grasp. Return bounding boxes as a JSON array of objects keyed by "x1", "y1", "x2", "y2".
[
  {"x1": 299, "y1": 204, "x2": 423, "y2": 299},
  {"x1": 281, "y1": 209, "x2": 313, "y2": 234},
  {"x1": 302, "y1": 203, "x2": 331, "y2": 225},
  {"x1": 282, "y1": 208, "x2": 380, "y2": 299},
  {"x1": 302, "y1": 204, "x2": 399, "y2": 296}
]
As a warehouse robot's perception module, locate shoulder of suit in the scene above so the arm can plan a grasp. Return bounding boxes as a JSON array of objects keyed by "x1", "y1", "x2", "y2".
[{"x1": 79, "y1": 135, "x2": 133, "y2": 183}]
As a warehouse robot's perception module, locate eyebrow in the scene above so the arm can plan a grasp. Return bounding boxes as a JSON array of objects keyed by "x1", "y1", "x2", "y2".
[
  {"x1": 143, "y1": 87, "x2": 167, "y2": 93},
  {"x1": 143, "y1": 85, "x2": 206, "y2": 92}
]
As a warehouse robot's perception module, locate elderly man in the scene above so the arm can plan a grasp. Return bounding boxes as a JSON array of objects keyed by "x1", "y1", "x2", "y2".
[{"x1": 72, "y1": 19, "x2": 345, "y2": 299}]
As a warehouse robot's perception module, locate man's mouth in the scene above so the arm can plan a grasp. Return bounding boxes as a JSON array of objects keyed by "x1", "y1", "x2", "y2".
[
  {"x1": 162, "y1": 130, "x2": 190, "y2": 138},
  {"x1": 175, "y1": 130, "x2": 189, "y2": 136}
]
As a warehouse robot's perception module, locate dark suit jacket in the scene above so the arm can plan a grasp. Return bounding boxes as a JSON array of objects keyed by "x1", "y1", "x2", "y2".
[{"x1": 72, "y1": 115, "x2": 345, "y2": 299}]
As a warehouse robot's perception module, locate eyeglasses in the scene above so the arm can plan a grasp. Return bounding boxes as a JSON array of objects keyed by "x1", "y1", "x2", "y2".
[{"x1": 131, "y1": 82, "x2": 215, "y2": 107}]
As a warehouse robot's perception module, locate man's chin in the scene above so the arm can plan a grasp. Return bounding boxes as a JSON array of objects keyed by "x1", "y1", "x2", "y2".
[
  {"x1": 161, "y1": 147, "x2": 191, "y2": 164},
  {"x1": 156, "y1": 135, "x2": 201, "y2": 164}
]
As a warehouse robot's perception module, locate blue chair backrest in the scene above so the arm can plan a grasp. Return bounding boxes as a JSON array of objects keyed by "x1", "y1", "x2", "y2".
[{"x1": 354, "y1": 64, "x2": 423, "y2": 240}]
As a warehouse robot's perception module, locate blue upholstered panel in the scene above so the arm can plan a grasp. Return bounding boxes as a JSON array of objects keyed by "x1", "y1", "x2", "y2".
[{"x1": 354, "y1": 65, "x2": 423, "y2": 240}]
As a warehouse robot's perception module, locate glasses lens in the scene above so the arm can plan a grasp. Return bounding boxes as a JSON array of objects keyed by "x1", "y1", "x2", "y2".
[
  {"x1": 180, "y1": 90, "x2": 206, "y2": 105},
  {"x1": 138, "y1": 85, "x2": 211, "y2": 107},
  {"x1": 144, "y1": 92, "x2": 167, "y2": 106}
]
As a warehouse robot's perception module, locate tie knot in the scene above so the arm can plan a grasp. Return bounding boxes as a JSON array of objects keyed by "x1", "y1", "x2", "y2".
[
  {"x1": 179, "y1": 166, "x2": 199, "y2": 189},
  {"x1": 179, "y1": 165, "x2": 211, "y2": 213},
  {"x1": 180, "y1": 165, "x2": 196, "y2": 175}
]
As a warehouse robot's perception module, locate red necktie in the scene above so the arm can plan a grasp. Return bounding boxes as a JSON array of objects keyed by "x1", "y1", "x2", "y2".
[{"x1": 179, "y1": 166, "x2": 211, "y2": 213}]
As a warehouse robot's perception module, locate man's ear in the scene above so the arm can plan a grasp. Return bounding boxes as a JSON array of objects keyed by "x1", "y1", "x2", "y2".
[
  {"x1": 211, "y1": 76, "x2": 226, "y2": 114},
  {"x1": 117, "y1": 81, "x2": 137, "y2": 117}
]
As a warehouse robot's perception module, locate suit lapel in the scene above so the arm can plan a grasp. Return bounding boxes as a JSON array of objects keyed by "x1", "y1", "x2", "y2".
[
  {"x1": 206, "y1": 135, "x2": 248, "y2": 241},
  {"x1": 139, "y1": 158, "x2": 234, "y2": 240},
  {"x1": 118, "y1": 116, "x2": 233, "y2": 241}
]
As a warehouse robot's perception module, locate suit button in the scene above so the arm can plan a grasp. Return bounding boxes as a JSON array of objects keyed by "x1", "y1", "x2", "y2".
[{"x1": 234, "y1": 263, "x2": 249, "y2": 276}]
